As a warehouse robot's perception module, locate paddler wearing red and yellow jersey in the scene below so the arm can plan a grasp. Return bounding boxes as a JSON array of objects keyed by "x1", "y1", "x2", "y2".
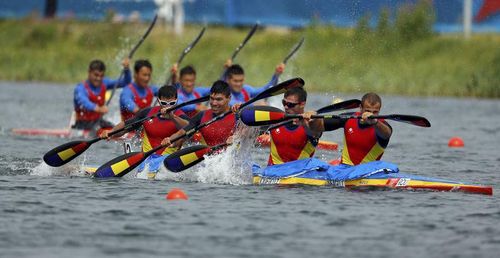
[
  {"x1": 73, "y1": 59, "x2": 131, "y2": 130},
  {"x1": 306, "y1": 93, "x2": 392, "y2": 166},
  {"x1": 120, "y1": 59, "x2": 160, "y2": 121},
  {"x1": 267, "y1": 87, "x2": 319, "y2": 165},
  {"x1": 162, "y1": 80, "x2": 237, "y2": 148},
  {"x1": 101, "y1": 85, "x2": 190, "y2": 173}
]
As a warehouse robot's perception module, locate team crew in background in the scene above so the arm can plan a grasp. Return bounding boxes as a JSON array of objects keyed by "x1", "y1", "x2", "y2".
[
  {"x1": 119, "y1": 59, "x2": 160, "y2": 121},
  {"x1": 73, "y1": 58, "x2": 131, "y2": 130},
  {"x1": 223, "y1": 60, "x2": 286, "y2": 106},
  {"x1": 170, "y1": 64, "x2": 210, "y2": 117}
]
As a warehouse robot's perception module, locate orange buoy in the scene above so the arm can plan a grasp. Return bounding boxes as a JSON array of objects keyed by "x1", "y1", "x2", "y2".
[
  {"x1": 448, "y1": 137, "x2": 464, "y2": 148},
  {"x1": 166, "y1": 188, "x2": 188, "y2": 200}
]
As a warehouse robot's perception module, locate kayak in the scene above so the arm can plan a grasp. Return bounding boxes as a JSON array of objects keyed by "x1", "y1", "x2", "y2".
[
  {"x1": 12, "y1": 127, "x2": 135, "y2": 140},
  {"x1": 252, "y1": 158, "x2": 493, "y2": 195}
]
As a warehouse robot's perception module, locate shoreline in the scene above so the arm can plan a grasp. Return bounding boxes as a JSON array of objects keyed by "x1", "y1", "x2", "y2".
[{"x1": 1, "y1": 19, "x2": 499, "y2": 98}]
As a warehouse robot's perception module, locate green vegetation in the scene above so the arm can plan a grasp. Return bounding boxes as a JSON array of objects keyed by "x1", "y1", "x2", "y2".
[{"x1": 1, "y1": 8, "x2": 500, "y2": 98}]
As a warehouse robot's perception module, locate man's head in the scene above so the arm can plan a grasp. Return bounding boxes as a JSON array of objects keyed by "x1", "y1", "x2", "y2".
[
  {"x1": 157, "y1": 85, "x2": 178, "y2": 106},
  {"x1": 282, "y1": 87, "x2": 307, "y2": 114},
  {"x1": 360, "y1": 92, "x2": 382, "y2": 115},
  {"x1": 226, "y1": 64, "x2": 245, "y2": 93},
  {"x1": 134, "y1": 59, "x2": 153, "y2": 88},
  {"x1": 179, "y1": 65, "x2": 196, "y2": 93},
  {"x1": 87, "y1": 60, "x2": 106, "y2": 87},
  {"x1": 209, "y1": 80, "x2": 231, "y2": 115}
]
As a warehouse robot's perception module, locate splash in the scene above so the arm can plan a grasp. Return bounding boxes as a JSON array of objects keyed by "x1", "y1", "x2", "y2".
[
  {"x1": 155, "y1": 127, "x2": 262, "y2": 185},
  {"x1": 30, "y1": 154, "x2": 90, "y2": 177}
]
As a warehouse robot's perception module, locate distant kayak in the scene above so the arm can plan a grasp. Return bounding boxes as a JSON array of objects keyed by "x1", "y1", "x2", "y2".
[
  {"x1": 252, "y1": 158, "x2": 493, "y2": 195},
  {"x1": 12, "y1": 127, "x2": 135, "y2": 140}
]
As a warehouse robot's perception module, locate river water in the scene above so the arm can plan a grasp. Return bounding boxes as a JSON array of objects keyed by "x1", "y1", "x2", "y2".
[{"x1": 1, "y1": 81, "x2": 499, "y2": 258}]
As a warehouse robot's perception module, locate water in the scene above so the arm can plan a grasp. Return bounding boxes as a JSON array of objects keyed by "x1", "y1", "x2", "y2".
[{"x1": 1, "y1": 81, "x2": 499, "y2": 258}]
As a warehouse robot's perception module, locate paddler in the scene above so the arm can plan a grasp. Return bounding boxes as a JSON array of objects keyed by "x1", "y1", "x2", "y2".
[
  {"x1": 304, "y1": 92, "x2": 392, "y2": 165},
  {"x1": 119, "y1": 59, "x2": 160, "y2": 121},
  {"x1": 223, "y1": 60, "x2": 286, "y2": 106},
  {"x1": 170, "y1": 64, "x2": 210, "y2": 117},
  {"x1": 101, "y1": 85, "x2": 190, "y2": 173},
  {"x1": 266, "y1": 87, "x2": 319, "y2": 165},
  {"x1": 161, "y1": 80, "x2": 238, "y2": 148},
  {"x1": 73, "y1": 58, "x2": 131, "y2": 130}
]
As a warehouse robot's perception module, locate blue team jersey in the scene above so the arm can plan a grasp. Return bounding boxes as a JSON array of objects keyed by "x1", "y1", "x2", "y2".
[
  {"x1": 119, "y1": 83, "x2": 159, "y2": 113},
  {"x1": 73, "y1": 69, "x2": 131, "y2": 111}
]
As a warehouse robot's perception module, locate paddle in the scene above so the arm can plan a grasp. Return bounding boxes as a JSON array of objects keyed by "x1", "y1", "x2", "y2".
[
  {"x1": 221, "y1": 23, "x2": 259, "y2": 78},
  {"x1": 163, "y1": 143, "x2": 229, "y2": 172},
  {"x1": 93, "y1": 77, "x2": 304, "y2": 178},
  {"x1": 106, "y1": 14, "x2": 158, "y2": 105},
  {"x1": 282, "y1": 37, "x2": 305, "y2": 64},
  {"x1": 165, "y1": 27, "x2": 206, "y2": 85},
  {"x1": 241, "y1": 106, "x2": 431, "y2": 127},
  {"x1": 267, "y1": 99, "x2": 361, "y2": 131},
  {"x1": 43, "y1": 95, "x2": 209, "y2": 167}
]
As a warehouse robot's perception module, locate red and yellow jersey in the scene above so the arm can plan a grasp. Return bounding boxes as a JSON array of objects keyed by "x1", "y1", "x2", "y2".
[
  {"x1": 341, "y1": 112, "x2": 389, "y2": 165},
  {"x1": 198, "y1": 110, "x2": 236, "y2": 147},
  {"x1": 268, "y1": 124, "x2": 317, "y2": 166},
  {"x1": 141, "y1": 106, "x2": 186, "y2": 155}
]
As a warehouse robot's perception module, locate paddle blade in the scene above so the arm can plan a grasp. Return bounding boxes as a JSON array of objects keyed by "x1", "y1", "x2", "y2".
[
  {"x1": 43, "y1": 141, "x2": 91, "y2": 167},
  {"x1": 384, "y1": 114, "x2": 431, "y2": 127},
  {"x1": 316, "y1": 99, "x2": 361, "y2": 114},
  {"x1": 164, "y1": 145, "x2": 210, "y2": 172},
  {"x1": 240, "y1": 106, "x2": 287, "y2": 126},
  {"x1": 242, "y1": 77, "x2": 304, "y2": 110},
  {"x1": 94, "y1": 151, "x2": 147, "y2": 178}
]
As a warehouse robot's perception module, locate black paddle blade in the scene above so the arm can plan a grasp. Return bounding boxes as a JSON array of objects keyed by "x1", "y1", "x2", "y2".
[
  {"x1": 94, "y1": 151, "x2": 147, "y2": 178},
  {"x1": 316, "y1": 99, "x2": 361, "y2": 114},
  {"x1": 240, "y1": 106, "x2": 287, "y2": 126},
  {"x1": 164, "y1": 145, "x2": 210, "y2": 172},
  {"x1": 43, "y1": 140, "x2": 91, "y2": 167},
  {"x1": 384, "y1": 114, "x2": 431, "y2": 127},
  {"x1": 246, "y1": 77, "x2": 304, "y2": 106}
]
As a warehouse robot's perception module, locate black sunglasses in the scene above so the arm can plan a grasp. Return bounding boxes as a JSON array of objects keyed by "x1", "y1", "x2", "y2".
[{"x1": 282, "y1": 99, "x2": 301, "y2": 108}]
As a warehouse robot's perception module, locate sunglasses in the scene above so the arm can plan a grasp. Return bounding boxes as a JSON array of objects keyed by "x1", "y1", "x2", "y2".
[
  {"x1": 282, "y1": 99, "x2": 301, "y2": 108},
  {"x1": 159, "y1": 99, "x2": 177, "y2": 106}
]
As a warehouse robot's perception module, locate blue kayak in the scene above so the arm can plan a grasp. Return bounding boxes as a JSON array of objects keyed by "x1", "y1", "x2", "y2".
[{"x1": 252, "y1": 158, "x2": 493, "y2": 195}]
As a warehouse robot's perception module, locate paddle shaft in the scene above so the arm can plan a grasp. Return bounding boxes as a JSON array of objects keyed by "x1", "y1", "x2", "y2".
[
  {"x1": 267, "y1": 99, "x2": 361, "y2": 131},
  {"x1": 106, "y1": 14, "x2": 158, "y2": 105},
  {"x1": 165, "y1": 27, "x2": 206, "y2": 85},
  {"x1": 221, "y1": 23, "x2": 258, "y2": 78},
  {"x1": 283, "y1": 37, "x2": 304, "y2": 64},
  {"x1": 284, "y1": 114, "x2": 430, "y2": 127}
]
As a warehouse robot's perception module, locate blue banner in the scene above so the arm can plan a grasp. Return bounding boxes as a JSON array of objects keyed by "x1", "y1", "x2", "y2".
[{"x1": 1, "y1": 0, "x2": 500, "y2": 32}]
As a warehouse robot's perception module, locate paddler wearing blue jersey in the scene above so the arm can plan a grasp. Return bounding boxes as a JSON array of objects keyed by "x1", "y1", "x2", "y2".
[
  {"x1": 101, "y1": 85, "x2": 190, "y2": 173},
  {"x1": 305, "y1": 93, "x2": 392, "y2": 166},
  {"x1": 170, "y1": 64, "x2": 210, "y2": 117},
  {"x1": 73, "y1": 59, "x2": 131, "y2": 130},
  {"x1": 120, "y1": 59, "x2": 160, "y2": 121},
  {"x1": 223, "y1": 60, "x2": 286, "y2": 106},
  {"x1": 162, "y1": 80, "x2": 238, "y2": 148}
]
